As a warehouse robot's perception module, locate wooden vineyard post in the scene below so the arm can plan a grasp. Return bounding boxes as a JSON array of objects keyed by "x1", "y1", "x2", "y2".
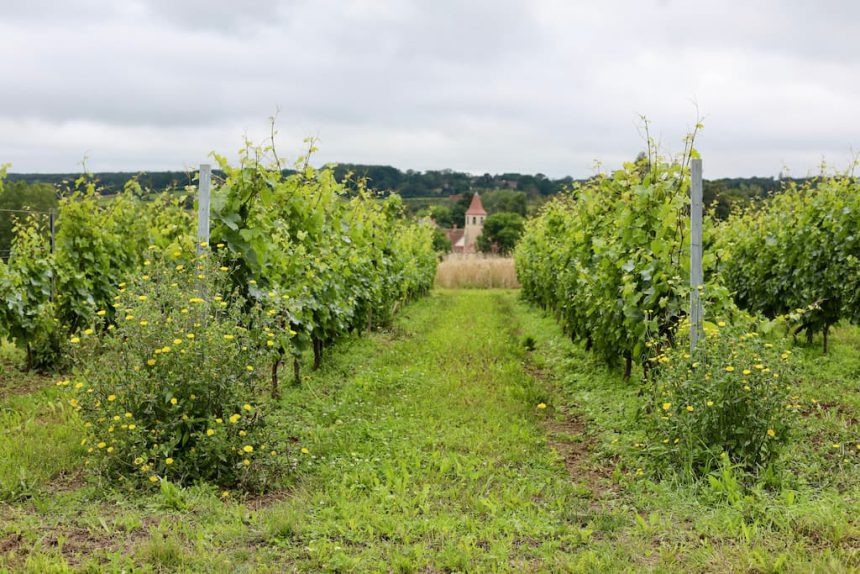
[
  {"x1": 690, "y1": 158, "x2": 704, "y2": 352},
  {"x1": 197, "y1": 164, "x2": 211, "y2": 253}
]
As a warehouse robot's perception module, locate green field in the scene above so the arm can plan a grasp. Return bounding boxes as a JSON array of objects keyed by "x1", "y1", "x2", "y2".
[{"x1": 1, "y1": 290, "x2": 858, "y2": 572}]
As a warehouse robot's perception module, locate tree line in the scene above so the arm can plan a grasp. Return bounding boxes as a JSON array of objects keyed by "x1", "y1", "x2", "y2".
[{"x1": 6, "y1": 165, "x2": 800, "y2": 211}]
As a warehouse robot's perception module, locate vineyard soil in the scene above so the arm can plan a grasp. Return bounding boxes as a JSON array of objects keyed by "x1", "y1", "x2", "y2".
[{"x1": 0, "y1": 290, "x2": 858, "y2": 572}]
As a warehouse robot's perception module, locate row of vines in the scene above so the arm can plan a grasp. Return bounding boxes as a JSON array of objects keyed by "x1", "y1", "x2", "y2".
[
  {"x1": 0, "y1": 139, "x2": 437, "y2": 490},
  {"x1": 716, "y1": 175, "x2": 860, "y2": 352},
  {"x1": 514, "y1": 150, "x2": 859, "y2": 478},
  {"x1": 514, "y1": 156, "x2": 735, "y2": 375}
]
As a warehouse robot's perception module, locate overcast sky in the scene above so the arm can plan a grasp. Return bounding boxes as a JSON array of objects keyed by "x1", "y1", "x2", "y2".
[{"x1": 1, "y1": 0, "x2": 858, "y2": 178}]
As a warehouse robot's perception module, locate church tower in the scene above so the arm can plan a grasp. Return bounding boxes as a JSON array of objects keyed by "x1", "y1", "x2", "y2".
[{"x1": 463, "y1": 192, "x2": 487, "y2": 253}]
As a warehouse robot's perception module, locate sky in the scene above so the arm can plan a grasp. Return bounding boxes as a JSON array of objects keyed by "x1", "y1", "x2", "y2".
[{"x1": 1, "y1": 0, "x2": 858, "y2": 178}]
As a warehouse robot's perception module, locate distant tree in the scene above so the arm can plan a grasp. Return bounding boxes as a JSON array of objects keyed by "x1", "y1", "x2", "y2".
[
  {"x1": 477, "y1": 212, "x2": 525, "y2": 255},
  {"x1": 449, "y1": 192, "x2": 474, "y2": 226},
  {"x1": 432, "y1": 227, "x2": 452, "y2": 253},
  {"x1": 427, "y1": 205, "x2": 453, "y2": 227},
  {"x1": 483, "y1": 190, "x2": 527, "y2": 216},
  {"x1": 474, "y1": 173, "x2": 494, "y2": 189}
]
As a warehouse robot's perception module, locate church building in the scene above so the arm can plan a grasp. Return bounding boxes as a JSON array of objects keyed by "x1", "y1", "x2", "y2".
[{"x1": 448, "y1": 193, "x2": 487, "y2": 254}]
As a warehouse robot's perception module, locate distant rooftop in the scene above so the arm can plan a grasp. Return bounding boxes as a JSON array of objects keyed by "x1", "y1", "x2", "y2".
[{"x1": 465, "y1": 192, "x2": 487, "y2": 216}]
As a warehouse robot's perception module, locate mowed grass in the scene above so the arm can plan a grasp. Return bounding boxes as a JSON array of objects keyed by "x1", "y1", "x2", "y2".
[{"x1": 0, "y1": 290, "x2": 858, "y2": 572}]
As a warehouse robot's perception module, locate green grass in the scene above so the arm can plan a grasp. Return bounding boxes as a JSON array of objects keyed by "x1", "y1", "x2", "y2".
[{"x1": 0, "y1": 290, "x2": 858, "y2": 572}]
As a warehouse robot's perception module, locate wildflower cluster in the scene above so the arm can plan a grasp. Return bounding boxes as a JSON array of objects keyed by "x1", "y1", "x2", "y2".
[
  {"x1": 64, "y1": 250, "x2": 283, "y2": 489},
  {"x1": 646, "y1": 320, "x2": 797, "y2": 478}
]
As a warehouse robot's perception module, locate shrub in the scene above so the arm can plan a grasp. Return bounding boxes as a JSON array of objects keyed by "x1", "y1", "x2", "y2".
[
  {"x1": 645, "y1": 320, "x2": 798, "y2": 478},
  {"x1": 64, "y1": 250, "x2": 284, "y2": 490},
  {"x1": 716, "y1": 174, "x2": 860, "y2": 352},
  {"x1": 0, "y1": 215, "x2": 58, "y2": 372},
  {"x1": 477, "y1": 212, "x2": 525, "y2": 255},
  {"x1": 515, "y1": 152, "x2": 734, "y2": 376}
]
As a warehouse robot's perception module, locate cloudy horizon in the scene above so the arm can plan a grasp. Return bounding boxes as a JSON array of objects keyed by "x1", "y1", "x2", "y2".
[{"x1": 1, "y1": 0, "x2": 858, "y2": 178}]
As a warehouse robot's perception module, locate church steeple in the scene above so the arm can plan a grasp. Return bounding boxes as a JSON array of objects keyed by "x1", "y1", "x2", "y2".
[
  {"x1": 465, "y1": 192, "x2": 487, "y2": 224},
  {"x1": 462, "y1": 192, "x2": 486, "y2": 253}
]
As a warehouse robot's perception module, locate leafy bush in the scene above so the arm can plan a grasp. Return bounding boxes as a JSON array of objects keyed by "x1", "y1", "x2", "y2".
[
  {"x1": 477, "y1": 212, "x2": 525, "y2": 255},
  {"x1": 0, "y1": 215, "x2": 59, "y2": 371},
  {"x1": 716, "y1": 174, "x2": 860, "y2": 352},
  {"x1": 646, "y1": 321, "x2": 797, "y2": 478},
  {"x1": 515, "y1": 152, "x2": 733, "y2": 375},
  {"x1": 64, "y1": 251, "x2": 283, "y2": 489},
  {"x1": 210, "y1": 140, "x2": 436, "y2": 373},
  {"x1": 55, "y1": 177, "x2": 193, "y2": 332}
]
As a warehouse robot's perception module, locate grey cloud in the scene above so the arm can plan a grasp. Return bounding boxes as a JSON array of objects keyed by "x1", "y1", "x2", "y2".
[{"x1": 0, "y1": 0, "x2": 858, "y2": 177}]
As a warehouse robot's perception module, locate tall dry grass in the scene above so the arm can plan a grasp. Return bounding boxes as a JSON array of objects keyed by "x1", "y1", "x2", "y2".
[{"x1": 434, "y1": 254, "x2": 520, "y2": 289}]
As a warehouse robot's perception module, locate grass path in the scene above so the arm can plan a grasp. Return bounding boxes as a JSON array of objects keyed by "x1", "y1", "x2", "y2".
[{"x1": 270, "y1": 289, "x2": 596, "y2": 571}]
